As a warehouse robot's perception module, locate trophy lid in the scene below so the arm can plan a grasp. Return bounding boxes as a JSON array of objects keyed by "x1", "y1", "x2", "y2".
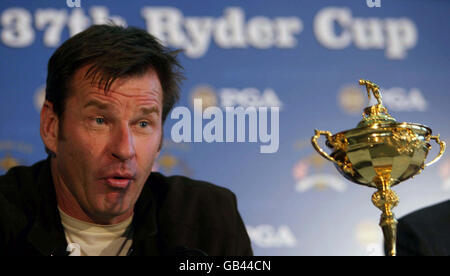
[
  {"x1": 357, "y1": 104, "x2": 397, "y2": 128},
  {"x1": 356, "y1": 80, "x2": 397, "y2": 128}
]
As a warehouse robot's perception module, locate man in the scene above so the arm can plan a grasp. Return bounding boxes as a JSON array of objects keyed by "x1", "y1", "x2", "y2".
[
  {"x1": 395, "y1": 200, "x2": 450, "y2": 256},
  {"x1": 0, "y1": 24, "x2": 253, "y2": 256}
]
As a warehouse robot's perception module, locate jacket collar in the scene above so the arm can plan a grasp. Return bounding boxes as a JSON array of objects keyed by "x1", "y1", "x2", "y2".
[
  {"x1": 27, "y1": 158, "x2": 68, "y2": 256},
  {"x1": 129, "y1": 173, "x2": 160, "y2": 255}
]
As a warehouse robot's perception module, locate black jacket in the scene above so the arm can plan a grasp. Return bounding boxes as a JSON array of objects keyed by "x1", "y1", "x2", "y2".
[
  {"x1": 395, "y1": 200, "x2": 450, "y2": 256},
  {"x1": 0, "y1": 159, "x2": 253, "y2": 256}
]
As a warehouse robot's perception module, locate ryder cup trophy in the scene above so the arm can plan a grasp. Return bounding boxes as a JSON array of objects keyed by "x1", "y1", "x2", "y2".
[{"x1": 311, "y1": 79, "x2": 446, "y2": 256}]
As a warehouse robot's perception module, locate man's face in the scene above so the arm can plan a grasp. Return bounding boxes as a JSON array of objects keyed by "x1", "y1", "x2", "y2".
[{"x1": 51, "y1": 67, "x2": 163, "y2": 223}]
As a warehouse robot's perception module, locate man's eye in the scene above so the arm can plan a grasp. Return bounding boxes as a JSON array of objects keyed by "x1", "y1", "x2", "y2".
[
  {"x1": 95, "y1": 117, "x2": 105, "y2": 125},
  {"x1": 139, "y1": 121, "x2": 149, "y2": 128}
]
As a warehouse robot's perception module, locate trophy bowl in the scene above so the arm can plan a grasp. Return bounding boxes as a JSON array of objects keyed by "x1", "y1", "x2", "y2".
[
  {"x1": 311, "y1": 80, "x2": 446, "y2": 256},
  {"x1": 327, "y1": 122, "x2": 434, "y2": 188}
]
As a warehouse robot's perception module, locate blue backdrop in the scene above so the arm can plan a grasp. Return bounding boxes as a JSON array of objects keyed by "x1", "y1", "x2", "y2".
[{"x1": 1, "y1": 0, "x2": 449, "y2": 256}]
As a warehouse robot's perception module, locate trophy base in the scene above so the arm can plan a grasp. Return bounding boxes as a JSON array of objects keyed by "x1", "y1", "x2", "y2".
[{"x1": 380, "y1": 216, "x2": 398, "y2": 256}]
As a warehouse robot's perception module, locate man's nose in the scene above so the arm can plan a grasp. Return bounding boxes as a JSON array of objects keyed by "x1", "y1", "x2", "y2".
[{"x1": 111, "y1": 124, "x2": 136, "y2": 161}]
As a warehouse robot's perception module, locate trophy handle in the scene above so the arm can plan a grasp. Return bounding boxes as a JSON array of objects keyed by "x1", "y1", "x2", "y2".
[
  {"x1": 311, "y1": 130, "x2": 339, "y2": 165},
  {"x1": 424, "y1": 135, "x2": 446, "y2": 167}
]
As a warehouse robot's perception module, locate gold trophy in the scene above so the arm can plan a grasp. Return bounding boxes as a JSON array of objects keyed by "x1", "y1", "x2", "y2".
[{"x1": 311, "y1": 79, "x2": 446, "y2": 256}]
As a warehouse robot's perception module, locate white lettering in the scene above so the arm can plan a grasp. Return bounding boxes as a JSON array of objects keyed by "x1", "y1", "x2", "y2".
[
  {"x1": 220, "y1": 88, "x2": 283, "y2": 109},
  {"x1": 258, "y1": 107, "x2": 279, "y2": 154},
  {"x1": 382, "y1": 87, "x2": 427, "y2": 111},
  {"x1": 66, "y1": 0, "x2": 81, "y2": 8},
  {"x1": 225, "y1": 106, "x2": 258, "y2": 143},
  {"x1": 0, "y1": 5, "x2": 418, "y2": 60},
  {"x1": 247, "y1": 17, "x2": 275, "y2": 49},
  {"x1": 184, "y1": 17, "x2": 214, "y2": 58},
  {"x1": 367, "y1": 0, "x2": 381, "y2": 8},
  {"x1": 141, "y1": 7, "x2": 185, "y2": 47},
  {"x1": 274, "y1": 17, "x2": 303, "y2": 47},
  {"x1": 203, "y1": 106, "x2": 224, "y2": 143},
  {"x1": 170, "y1": 99, "x2": 280, "y2": 153},
  {"x1": 214, "y1": 8, "x2": 247, "y2": 48},
  {"x1": 384, "y1": 18, "x2": 417, "y2": 59},
  {"x1": 194, "y1": 98, "x2": 203, "y2": 142},
  {"x1": 314, "y1": 7, "x2": 352, "y2": 49},
  {"x1": 179, "y1": 260, "x2": 213, "y2": 273},
  {"x1": 170, "y1": 106, "x2": 192, "y2": 142},
  {"x1": 35, "y1": 9, "x2": 68, "y2": 47},
  {"x1": 1, "y1": 8, "x2": 34, "y2": 47},
  {"x1": 314, "y1": 7, "x2": 418, "y2": 59},
  {"x1": 246, "y1": 225, "x2": 298, "y2": 248},
  {"x1": 67, "y1": 8, "x2": 90, "y2": 36},
  {"x1": 141, "y1": 7, "x2": 302, "y2": 58},
  {"x1": 352, "y1": 18, "x2": 384, "y2": 49}
]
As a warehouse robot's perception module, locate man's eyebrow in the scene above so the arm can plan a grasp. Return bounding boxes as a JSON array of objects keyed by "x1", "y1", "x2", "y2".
[
  {"x1": 83, "y1": 100, "x2": 110, "y2": 110},
  {"x1": 84, "y1": 100, "x2": 159, "y2": 115},
  {"x1": 139, "y1": 106, "x2": 160, "y2": 116}
]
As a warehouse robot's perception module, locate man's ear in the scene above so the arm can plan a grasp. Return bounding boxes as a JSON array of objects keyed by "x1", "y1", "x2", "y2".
[{"x1": 40, "y1": 100, "x2": 59, "y2": 156}]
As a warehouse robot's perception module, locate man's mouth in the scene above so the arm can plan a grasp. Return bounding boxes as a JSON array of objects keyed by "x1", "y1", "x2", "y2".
[
  {"x1": 102, "y1": 172, "x2": 135, "y2": 189},
  {"x1": 105, "y1": 177, "x2": 132, "y2": 189}
]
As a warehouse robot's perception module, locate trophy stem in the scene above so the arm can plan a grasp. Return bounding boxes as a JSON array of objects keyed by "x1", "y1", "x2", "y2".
[{"x1": 371, "y1": 173, "x2": 399, "y2": 256}]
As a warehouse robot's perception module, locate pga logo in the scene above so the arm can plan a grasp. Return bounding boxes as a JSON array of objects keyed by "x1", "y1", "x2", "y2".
[
  {"x1": 366, "y1": 0, "x2": 381, "y2": 8},
  {"x1": 66, "y1": 0, "x2": 81, "y2": 8}
]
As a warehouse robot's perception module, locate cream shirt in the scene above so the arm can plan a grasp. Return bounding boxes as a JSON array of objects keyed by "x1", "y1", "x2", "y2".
[{"x1": 58, "y1": 207, "x2": 133, "y2": 256}]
